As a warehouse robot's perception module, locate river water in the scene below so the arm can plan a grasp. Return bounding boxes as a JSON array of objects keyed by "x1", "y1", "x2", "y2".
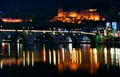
[{"x1": 0, "y1": 42, "x2": 120, "y2": 77}]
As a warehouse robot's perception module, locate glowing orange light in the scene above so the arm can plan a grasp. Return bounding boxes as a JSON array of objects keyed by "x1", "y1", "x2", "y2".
[
  {"x1": 1, "y1": 18, "x2": 23, "y2": 23},
  {"x1": 70, "y1": 63, "x2": 79, "y2": 71},
  {"x1": 69, "y1": 11, "x2": 77, "y2": 17},
  {"x1": 51, "y1": 8, "x2": 105, "y2": 24},
  {"x1": 1, "y1": 18, "x2": 32, "y2": 23},
  {"x1": 29, "y1": 19, "x2": 32, "y2": 22}
]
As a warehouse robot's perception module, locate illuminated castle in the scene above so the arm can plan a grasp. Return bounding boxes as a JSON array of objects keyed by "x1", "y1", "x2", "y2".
[{"x1": 51, "y1": 8, "x2": 105, "y2": 24}]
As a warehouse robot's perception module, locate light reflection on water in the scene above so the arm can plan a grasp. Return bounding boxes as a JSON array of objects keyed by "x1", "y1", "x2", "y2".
[{"x1": 1, "y1": 42, "x2": 120, "y2": 75}]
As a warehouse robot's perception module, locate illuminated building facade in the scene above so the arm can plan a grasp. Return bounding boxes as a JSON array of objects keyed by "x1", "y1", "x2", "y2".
[
  {"x1": 51, "y1": 8, "x2": 105, "y2": 24},
  {"x1": 107, "y1": 25, "x2": 113, "y2": 37},
  {"x1": 1, "y1": 18, "x2": 32, "y2": 23},
  {"x1": 105, "y1": 22, "x2": 118, "y2": 37}
]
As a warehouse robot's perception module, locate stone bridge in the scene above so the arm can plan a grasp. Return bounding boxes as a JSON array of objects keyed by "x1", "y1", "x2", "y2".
[{"x1": 0, "y1": 30, "x2": 97, "y2": 48}]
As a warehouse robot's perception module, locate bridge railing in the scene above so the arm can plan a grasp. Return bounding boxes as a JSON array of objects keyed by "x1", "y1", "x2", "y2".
[{"x1": 0, "y1": 29, "x2": 96, "y2": 35}]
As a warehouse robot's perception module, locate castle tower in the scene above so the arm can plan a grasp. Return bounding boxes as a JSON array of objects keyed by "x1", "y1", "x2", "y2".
[{"x1": 58, "y1": 8, "x2": 64, "y2": 17}]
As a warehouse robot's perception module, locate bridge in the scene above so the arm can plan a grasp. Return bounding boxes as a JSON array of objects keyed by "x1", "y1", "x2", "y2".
[
  {"x1": 0, "y1": 29, "x2": 95, "y2": 35},
  {"x1": 0, "y1": 29, "x2": 97, "y2": 50}
]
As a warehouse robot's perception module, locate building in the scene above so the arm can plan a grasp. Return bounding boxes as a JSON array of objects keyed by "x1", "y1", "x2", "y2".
[
  {"x1": 51, "y1": 8, "x2": 105, "y2": 24},
  {"x1": 105, "y1": 22, "x2": 118, "y2": 37}
]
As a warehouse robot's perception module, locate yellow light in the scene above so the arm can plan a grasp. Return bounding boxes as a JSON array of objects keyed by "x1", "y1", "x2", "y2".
[
  {"x1": 27, "y1": 51, "x2": 30, "y2": 66},
  {"x1": 76, "y1": 50, "x2": 79, "y2": 63},
  {"x1": 116, "y1": 48, "x2": 120, "y2": 67},
  {"x1": 69, "y1": 11, "x2": 77, "y2": 17},
  {"x1": 32, "y1": 52, "x2": 34, "y2": 67},
  {"x1": 78, "y1": 21, "x2": 81, "y2": 24},
  {"x1": 53, "y1": 50, "x2": 56, "y2": 65},
  {"x1": 72, "y1": 48, "x2": 76, "y2": 63},
  {"x1": 49, "y1": 50, "x2": 52, "y2": 64},
  {"x1": 0, "y1": 61, "x2": 3, "y2": 69},
  {"x1": 89, "y1": 9, "x2": 97, "y2": 12},
  {"x1": 116, "y1": 48, "x2": 119, "y2": 65},
  {"x1": 79, "y1": 49, "x2": 82, "y2": 64},
  {"x1": 104, "y1": 47, "x2": 107, "y2": 64},
  {"x1": 23, "y1": 51, "x2": 25, "y2": 66},
  {"x1": 90, "y1": 48, "x2": 93, "y2": 64},
  {"x1": 57, "y1": 50, "x2": 60, "y2": 64},
  {"x1": 93, "y1": 48, "x2": 97, "y2": 64},
  {"x1": 52, "y1": 31, "x2": 55, "y2": 35},
  {"x1": 2, "y1": 42, "x2": 5, "y2": 48}
]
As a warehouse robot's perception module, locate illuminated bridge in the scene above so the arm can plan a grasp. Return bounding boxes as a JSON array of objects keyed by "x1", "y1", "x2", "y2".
[
  {"x1": 0, "y1": 29, "x2": 95, "y2": 35},
  {"x1": 0, "y1": 29, "x2": 97, "y2": 49}
]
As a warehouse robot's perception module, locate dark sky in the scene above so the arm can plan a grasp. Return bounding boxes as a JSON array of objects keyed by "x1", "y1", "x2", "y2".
[
  {"x1": 0, "y1": 0, "x2": 120, "y2": 14},
  {"x1": 60, "y1": 0, "x2": 119, "y2": 8},
  {"x1": 0, "y1": 0, "x2": 58, "y2": 11}
]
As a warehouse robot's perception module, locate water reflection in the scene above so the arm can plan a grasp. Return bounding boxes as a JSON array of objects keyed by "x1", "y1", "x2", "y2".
[{"x1": 1, "y1": 41, "x2": 120, "y2": 75}]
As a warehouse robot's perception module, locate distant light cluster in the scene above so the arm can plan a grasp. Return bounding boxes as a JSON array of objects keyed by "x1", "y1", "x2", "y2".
[
  {"x1": 1, "y1": 18, "x2": 32, "y2": 23},
  {"x1": 51, "y1": 8, "x2": 105, "y2": 24}
]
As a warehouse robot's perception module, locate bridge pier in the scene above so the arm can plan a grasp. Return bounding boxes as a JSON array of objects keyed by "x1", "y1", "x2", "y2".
[{"x1": 27, "y1": 45, "x2": 34, "y2": 51}]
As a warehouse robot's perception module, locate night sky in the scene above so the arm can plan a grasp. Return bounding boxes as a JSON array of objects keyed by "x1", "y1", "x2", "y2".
[
  {"x1": 0, "y1": 0, "x2": 120, "y2": 14},
  {"x1": 59, "y1": 0, "x2": 120, "y2": 9}
]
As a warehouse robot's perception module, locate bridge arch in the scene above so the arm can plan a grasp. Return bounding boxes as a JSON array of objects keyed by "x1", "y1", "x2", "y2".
[
  {"x1": 43, "y1": 33, "x2": 55, "y2": 43},
  {"x1": 53, "y1": 33, "x2": 79, "y2": 48},
  {"x1": 0, "y1": 32, "x2": 42, "y2": 51},
  {"x1": 34, "y1": 32, "x2": 56, "y2": 49},
  {"x1": 11, "y1": 32, "x2": 27, "y2": 47},
  {"x1": 80, "y1": 35, "x2": 90, "y2": 42},
  {"x1": 33, "y1": 32, "x2": 55, "y2": 43},
  {"x1": 78, "y1": 34, "x2": 96, "y2": 47},
  {"x1": 0, "y1": 32, "x2": 13, "y2": 43}
]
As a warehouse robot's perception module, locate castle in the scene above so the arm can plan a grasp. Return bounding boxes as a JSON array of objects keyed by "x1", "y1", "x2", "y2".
[{"x1": 51, "y1": 8, "x2": 105, "y2": 24}]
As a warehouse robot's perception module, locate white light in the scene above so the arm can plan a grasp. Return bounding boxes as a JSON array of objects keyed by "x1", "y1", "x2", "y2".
[
  {"x1": 27, "y1": 51, "x2": 30, "y2": 66},
  {"x1": 17, "y1": 41, "x2": 20, "y2": 56},
  {"x1": 32, "y1": 52, "x2": 34, "y2": 67},
  {"x1": 0, "y1": 61, "x2": 3, "y2": 69},
  {"x1": 8, "y1": 43, "x2": 10, "y2": 56}
]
